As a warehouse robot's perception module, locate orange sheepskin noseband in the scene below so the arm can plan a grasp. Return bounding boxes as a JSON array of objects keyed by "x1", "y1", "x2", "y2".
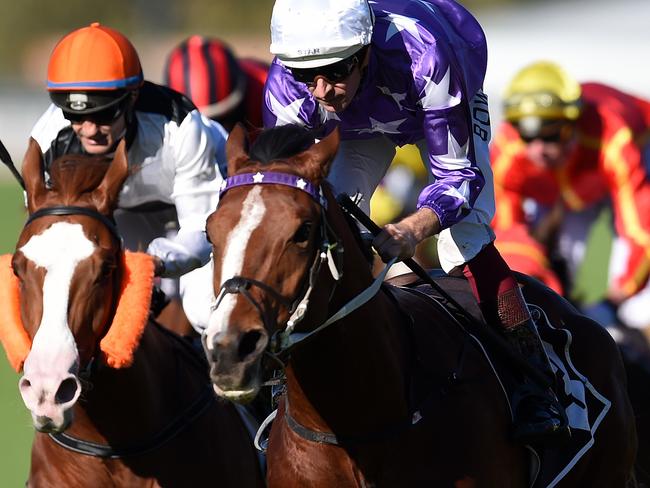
[{"x1": 0, "y1": 251, "x2": 154, "y2": 372}]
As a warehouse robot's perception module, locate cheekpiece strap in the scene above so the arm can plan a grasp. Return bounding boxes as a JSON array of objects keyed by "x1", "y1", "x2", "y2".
[{"x1": 219, "y1": 172, "x2": 327, "y2": 209}]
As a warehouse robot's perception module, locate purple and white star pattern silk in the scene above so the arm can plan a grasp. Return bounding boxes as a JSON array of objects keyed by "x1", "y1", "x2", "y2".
[
  {"x1": 263, "y1": 0, "x2": 489, "y2": 230},
  {"x1": 220, "y1": 172, "x2": 328, "y2": 209}
]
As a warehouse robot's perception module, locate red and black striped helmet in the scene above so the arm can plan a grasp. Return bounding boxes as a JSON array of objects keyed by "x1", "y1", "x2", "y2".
[{"x1": 164, "y1": 36, "x2": 247, "y2": 120}]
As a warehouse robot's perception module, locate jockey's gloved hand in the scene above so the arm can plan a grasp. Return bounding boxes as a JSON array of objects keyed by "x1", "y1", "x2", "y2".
[
  {"x1": 147, "y1": 236, "x2": 202, "y2": 278},
  {"x1": 372, "y1": 208, "x2": 440, "y2": 263}
]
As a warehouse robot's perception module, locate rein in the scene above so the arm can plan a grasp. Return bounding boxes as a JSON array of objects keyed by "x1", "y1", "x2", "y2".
[
  {"x1": 50, "y1": 322, "x2": 217, "y2": 459},
  {"x1": 337, "y1": 194, "x2": 554, "y2": 391},
  {"x1": 49, "y1": 386, "x2": 215, "y2": 458},
  {"x1": 24, "y1": 206, "x2": 216, "y2": 458},
  {"x1": 213, "y1": 171, "x2": 397, "y2": 359},
  {"x1": 213, "y1": 171, "x2": 349, "y2": 357}
]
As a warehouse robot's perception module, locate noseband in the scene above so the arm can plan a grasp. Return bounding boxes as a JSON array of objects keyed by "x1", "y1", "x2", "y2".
[
  {"x1": 212, "y1": 172, "x2": 397, "y2": 362},
  {"x1": 213, "y1": 276, "x2": 294, "y2": 322}
]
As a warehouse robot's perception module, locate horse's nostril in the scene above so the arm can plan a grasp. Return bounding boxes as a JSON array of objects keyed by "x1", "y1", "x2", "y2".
[
  {"x1": 55, "y1": 377, "x2": 79, "y2": 405},
  {"x1": 238, "y1": 330, "x2": 264, "y2": 361}
]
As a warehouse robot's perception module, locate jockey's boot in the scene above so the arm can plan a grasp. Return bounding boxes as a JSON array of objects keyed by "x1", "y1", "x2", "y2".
[{"x1": 504, "y1": 316, "x2": 571, "y2": 446}]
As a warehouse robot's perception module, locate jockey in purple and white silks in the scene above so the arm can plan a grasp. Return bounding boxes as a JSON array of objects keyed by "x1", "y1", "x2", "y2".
[
  {"x1": 264, "y1": 0, "x2": 570, "y2": 445},
  {"x1": 264, "y1": 0, "x2": 491, "y2": 272}
]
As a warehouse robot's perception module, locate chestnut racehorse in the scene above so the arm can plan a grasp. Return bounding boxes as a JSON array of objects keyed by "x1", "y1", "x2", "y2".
[
  {"x1": 0, "y1": 139, "x2": 263, "y2": 487},
  {"x1": 203, "y1": 124, "x2": 636, "y2": 487}
]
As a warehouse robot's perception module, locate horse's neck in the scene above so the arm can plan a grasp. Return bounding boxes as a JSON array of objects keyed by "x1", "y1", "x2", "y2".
[
  {"x1": 68, "y1": 324, "x2": 202, "y2": 444},
  {"x1": 287, "y1": 214, "x2": 411, "y2": 433}
]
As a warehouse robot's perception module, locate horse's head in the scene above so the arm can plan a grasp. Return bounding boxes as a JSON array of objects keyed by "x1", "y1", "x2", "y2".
[
  {"x1": 1, "y1": 139, "x2": 147, "y2": 432},
  {"x1": 204, "y1": 124, "x2": 340, "y2": 401}
]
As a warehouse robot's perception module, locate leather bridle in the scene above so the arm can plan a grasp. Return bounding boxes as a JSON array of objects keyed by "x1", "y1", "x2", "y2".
[{"x1": 23, "y1": 206, "x2": 215, "y2": 458}]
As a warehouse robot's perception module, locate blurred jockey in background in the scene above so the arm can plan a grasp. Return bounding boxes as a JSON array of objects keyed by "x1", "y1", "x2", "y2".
[
  {"x1": 164, "y1": 35, "x2": 269, "y2": 133},
  {"x1": 493, "y1": 224, "x2": 564, "y2": 296},
  {"x1": 369, "y1": 145, "x2": 440, "y2": 270},
  {"x1": 30, "y1": 23, "x2": 227, "y2": 334},
  {"x1": 369, "y1": 147, "x2": 563, "y2": 291},
  {"x1": 491, "y1": 60, "x2": 650, "y2": 333},
  {"x1": 370, "y1": 145, "x2": 427, "y2": 227},
  {"x1": 162, "y1": 35, "x2": 270, "y2": 331}
]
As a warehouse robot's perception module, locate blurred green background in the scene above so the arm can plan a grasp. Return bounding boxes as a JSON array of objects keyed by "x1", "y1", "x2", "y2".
[
  {"x1": 0, "y1": 182, "x2": 32, "y2": 487},
  {"x1": 0, "y1": 0, "x2": 515, "y2": 80}
]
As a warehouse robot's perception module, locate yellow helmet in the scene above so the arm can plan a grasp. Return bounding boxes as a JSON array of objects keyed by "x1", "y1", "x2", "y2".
[{"x1": 503, "y1": 61, "x2": 582, "y2": 122}]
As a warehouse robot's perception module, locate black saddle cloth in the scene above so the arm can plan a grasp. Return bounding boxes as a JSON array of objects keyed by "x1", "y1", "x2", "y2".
[{"x1": 383, "y1": 270, "x2": 612, "y2": 487}]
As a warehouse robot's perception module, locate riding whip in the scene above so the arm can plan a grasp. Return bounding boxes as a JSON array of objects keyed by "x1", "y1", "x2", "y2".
[
  {"x1": 0, "y1": 138, "x2": 25, "y2": 190},
  {"x1": 336, "y1": 192, "x2": 553, "y2": 390}
]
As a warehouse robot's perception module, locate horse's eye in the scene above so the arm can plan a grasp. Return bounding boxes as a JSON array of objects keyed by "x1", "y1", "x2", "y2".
[{"x1": 292, "y1": 221, "x2": 313, "y2": 244}]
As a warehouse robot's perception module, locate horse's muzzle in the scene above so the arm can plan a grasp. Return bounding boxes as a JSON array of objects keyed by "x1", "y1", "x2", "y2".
[{"x1": 202, "y1": 327, "x2": 268, "y2": 401}]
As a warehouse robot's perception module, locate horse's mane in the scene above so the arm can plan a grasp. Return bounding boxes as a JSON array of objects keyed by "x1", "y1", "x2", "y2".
[
  {"x1": 48, "y1": 154, "x2": 112, "y2": 199},
  {"x1": 249, "y1": 124, "x2": 316, "y2": 165}
]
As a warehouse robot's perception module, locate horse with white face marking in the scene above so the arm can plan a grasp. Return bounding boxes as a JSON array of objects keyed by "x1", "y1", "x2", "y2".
[
  {"x1": 0, "y1": 139, "x2": 264, "y2": 487},
  {"x1": 204, "y1": 124, "x2": 636, "y2": 487}
]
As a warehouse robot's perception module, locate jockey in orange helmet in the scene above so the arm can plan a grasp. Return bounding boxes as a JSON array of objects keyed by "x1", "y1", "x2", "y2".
[
  {"x1": 164, "y1": 35, "x2": 269, "y2": 132},
  {"x1": 31, "y1": 23, "x2": 228, "y2": 331}
]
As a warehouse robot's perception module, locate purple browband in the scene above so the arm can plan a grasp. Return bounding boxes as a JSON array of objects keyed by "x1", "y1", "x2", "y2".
[{"x1": 219, "y1": 171, "x2": 328, "y2": 208}]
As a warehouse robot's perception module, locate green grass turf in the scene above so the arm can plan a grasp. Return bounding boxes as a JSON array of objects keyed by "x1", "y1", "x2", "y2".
[{"x1": 0, "y1": 181, "x2": 32, "y2": 487}]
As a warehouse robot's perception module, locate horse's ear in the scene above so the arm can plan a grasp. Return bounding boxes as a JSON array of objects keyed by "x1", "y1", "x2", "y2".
[
  {"x1": 93, "y1": 139, "x2": 129, "y2": 214},
  {"x1": 295, "y1": 127, "x2": 340, "y2": 182},
  {"x1": 21, "y1": 138, "x2": 47, "y2": 213},
  {"x1": 226, "y1": 123, "x2": 250, "y2": 176}
]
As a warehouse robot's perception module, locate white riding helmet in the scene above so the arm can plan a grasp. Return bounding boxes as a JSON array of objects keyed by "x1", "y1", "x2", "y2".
[{"x1": 270, "y1": 0, "x2": 374, "y2": 68}]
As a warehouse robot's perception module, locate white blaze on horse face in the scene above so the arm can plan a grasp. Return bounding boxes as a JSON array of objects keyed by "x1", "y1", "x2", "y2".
[
  {"x1": 205, "y1": 186, "x2": 266, "y2": 348},
  {"x1": 20, "y1": 222, "x2": 95, "y2": 375}
]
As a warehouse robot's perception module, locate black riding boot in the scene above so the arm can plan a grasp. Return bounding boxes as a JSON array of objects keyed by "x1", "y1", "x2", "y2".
[{"x1": 504, "y1": 318, "x2": 571, "y2": 446}]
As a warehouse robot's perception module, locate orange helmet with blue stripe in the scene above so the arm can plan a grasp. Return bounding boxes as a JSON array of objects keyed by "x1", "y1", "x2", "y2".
[{"x1": 47, "y1": 22, "x2": 143, "y2": 115}]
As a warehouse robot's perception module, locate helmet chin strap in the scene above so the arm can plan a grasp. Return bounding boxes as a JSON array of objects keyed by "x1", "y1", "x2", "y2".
[
  {"x1": 105, "y1": 102, "x2": 137, "y2": 156},
  {"x1": 103, "y1": 129, "x2": 128, "y2": 158}
]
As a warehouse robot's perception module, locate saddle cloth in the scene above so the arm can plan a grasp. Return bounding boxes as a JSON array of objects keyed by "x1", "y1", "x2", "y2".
[{"x1": 384, "y1": 272, "x2": 611, "y2": 488}]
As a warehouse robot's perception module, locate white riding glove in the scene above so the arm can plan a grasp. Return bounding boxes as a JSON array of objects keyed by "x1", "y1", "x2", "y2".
[{"x1": 147, "y1": 230, "x2": 211, "y2": 278}]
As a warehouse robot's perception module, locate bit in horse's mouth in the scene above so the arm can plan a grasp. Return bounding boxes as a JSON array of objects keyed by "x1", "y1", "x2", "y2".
[{"x1": 211, "y1": 383, "x2": 259, "y2": 404}]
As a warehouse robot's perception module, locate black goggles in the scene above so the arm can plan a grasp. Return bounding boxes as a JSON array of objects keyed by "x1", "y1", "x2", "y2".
[
  {"x1": 63, "y1": 100, "x2": 127, "y2": 125},
  {"x1": 289, "y1": 46, "x2": 368, "y2": 85},
  {"x1": 517, "y1": 120, "x2": 574, "y2": 144},
  {"x1": 519, "y1": 131, "x2": 565, "y2": 144}
]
